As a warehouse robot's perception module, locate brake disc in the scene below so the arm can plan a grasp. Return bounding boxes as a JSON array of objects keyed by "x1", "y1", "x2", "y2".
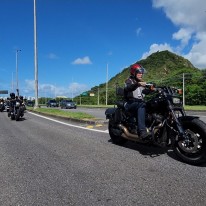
[{"x1": 178, "y1": 129, "x2": 201, "y2": 153}]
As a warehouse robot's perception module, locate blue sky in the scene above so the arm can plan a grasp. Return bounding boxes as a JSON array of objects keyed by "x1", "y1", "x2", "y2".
[{"x1": 0, "y1": 0, "x2": 206, "y2": 98}]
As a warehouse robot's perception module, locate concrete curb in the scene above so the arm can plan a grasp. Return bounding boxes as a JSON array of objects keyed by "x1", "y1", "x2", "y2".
[{"x1": 27, "y1": 110, "x2": 108, "y2": 125}]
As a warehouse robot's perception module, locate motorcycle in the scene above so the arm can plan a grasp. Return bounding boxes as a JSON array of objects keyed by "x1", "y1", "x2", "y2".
[
  {"x1": 105, "y1": 84, "x2": 206, "y2": 165},
  {"x1": 0, "y1": 100, "x2": 5, "y2": 112},
  {"x1": 9, "y1": 98, "x2": 24, "y2": 121}
]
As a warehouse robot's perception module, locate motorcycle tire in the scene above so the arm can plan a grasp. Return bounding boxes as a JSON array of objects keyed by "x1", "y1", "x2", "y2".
[
  {"x1": 15, "y1": 109, "x2": 20, "y2": 121},
  {"x1": 108, "y1": 120, "x2": 127, "y2": 145},
  {"x1": 10, "y1": 114, "x2": 15, "y2": 120},
  {"x1": 173, "y1": 118, "x2": 206, "y2": 165}
]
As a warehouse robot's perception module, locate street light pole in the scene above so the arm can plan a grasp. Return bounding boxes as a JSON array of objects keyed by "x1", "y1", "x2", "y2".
[
  {"x1": 34, "y1": 0, "x2": 38, "y2": 108},
  {"x1": 183, "y1": 73, "x2": 185, "y2": 107},
  {"x1": 98, "y1": 86, "x2": 99, "y2": 105},
  {"x1": 106, "y1": 63, "x2": 108, "y2": 105},
  {"x1": 11, "y1": 72, "x2": 14, "y2": 92},
  {"x1": 16, "y1": 49, "x2": 21, "y2": 96}
]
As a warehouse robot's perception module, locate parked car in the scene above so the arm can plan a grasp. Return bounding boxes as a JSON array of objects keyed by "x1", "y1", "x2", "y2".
[
  {"x1": 26, "y1": 100, "x2": 34, "y2": 107},
  {"x1": 46, "y1": 99, "x2": 59, "y2": 107},
  {"x1": 60, "y1": 100, "x2": 77, "y2": 109}
]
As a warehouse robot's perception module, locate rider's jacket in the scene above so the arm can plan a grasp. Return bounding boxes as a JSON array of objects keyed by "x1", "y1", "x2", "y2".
[{"x1": 124, "y1": 76, "x2": 145, "y2": 101}]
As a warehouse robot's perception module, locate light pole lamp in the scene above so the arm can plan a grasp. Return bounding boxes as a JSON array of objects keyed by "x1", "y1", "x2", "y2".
[{"x1": 16, "y1": 49, "x2": 21, "y2": 96}]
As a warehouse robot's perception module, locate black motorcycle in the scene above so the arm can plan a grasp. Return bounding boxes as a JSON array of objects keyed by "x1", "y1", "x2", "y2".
[
  {"x1": 0, "y1": 100, "x2": 5, "y2": 112},
  {"x1": 105, "y1": 84, "x2": 206, "y2": 165},
  {"x1": 9, "y1": 99, "x2": 24, "y2": 121}
]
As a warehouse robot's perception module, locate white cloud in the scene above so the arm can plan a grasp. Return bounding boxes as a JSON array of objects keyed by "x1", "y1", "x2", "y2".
[
  {"x1": 23, "y1": 79, "x2": 89, "y2": 98},
  {"x1": 107, "y1": 51, "x2": 113, "y2": 56},
  {"x1": 172, "y1": 28, "x2": 193, "y2": 48},
  {"x1": 184, "y1": 32, "x2": 206, "y2": 69},
  {"x1": 72, "y1": 56, "x2": 92, "y2": 65},
  {"x1": 141, "y1": 43, "x2": 173, "y2": 59},
  {"x1": 151, "y1": 0, "x2": 206, "y2": 68},
  {"x1": 46, "y1": 53, "x2": 59, "y2": 59},
  {"x1": 68, "y1": 82, "x2": 89, "y2": 97},
  {"x1": 136, "y1": 27, "x2": 142, "y2": 36}
]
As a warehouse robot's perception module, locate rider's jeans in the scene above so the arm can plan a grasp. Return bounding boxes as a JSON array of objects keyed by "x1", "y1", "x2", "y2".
[{"x1": 125, "y1": 100, "x2": 146, "y2": 131}]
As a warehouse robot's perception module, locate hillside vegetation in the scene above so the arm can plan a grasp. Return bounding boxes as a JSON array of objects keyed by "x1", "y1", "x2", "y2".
[{"x1": 74, "y1": 50, "x2": 206, "y2": 105}]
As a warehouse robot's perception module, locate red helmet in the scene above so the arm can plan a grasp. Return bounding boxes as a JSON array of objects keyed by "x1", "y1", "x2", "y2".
[{"x1": 130, "y1": 64, "x2": 145, "y2": 76}]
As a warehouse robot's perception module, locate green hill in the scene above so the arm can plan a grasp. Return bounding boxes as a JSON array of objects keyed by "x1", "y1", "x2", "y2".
[
  {"x1": 74, "y1": 50, "x2": 206, "y2": 105},
  {"x1": 105, "y1": 50, "x2": 200, "y2": 88}
]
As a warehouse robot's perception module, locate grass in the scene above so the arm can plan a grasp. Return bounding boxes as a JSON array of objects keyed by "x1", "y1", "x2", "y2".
[
  {"x1": 184, "y1": 105, "x2": 206, "y2": 111},
  {"x1": 39, "y1": 104, "x2": 206, "y2": 110},
  {"x1": 27, "y1": 107, "x2": 96, "y2": 120},
  {"x1": 76, "y1": 104, "x2": 206, "y2": 111},
  {"x1": 26, "y1": 104, "x2": 206, "y2": 121}
]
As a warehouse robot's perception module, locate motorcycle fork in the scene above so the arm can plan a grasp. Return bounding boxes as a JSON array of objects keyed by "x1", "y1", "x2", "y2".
[{"x1": 168, "y1": 108, "x2": 190, "y2": 144}]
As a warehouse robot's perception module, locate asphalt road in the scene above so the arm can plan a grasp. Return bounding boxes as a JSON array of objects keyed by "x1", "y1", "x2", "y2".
[{"x1": 0, "y1": 111, "x2": 206, "y2": 206}]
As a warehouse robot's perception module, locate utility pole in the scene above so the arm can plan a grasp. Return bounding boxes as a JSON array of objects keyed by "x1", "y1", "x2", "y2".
[
  {"x1": 34, "y1": 0, "x2": 39, "y2": 108},
  {"x1": 97, "y1": 86, "x2": 99, "y2": 105},
  {"x1": 11, "y1": 72, "x2": 14, "y2": 92},
  {"x1": 106, "y1": 64, "x2": 108, "y2": 105},
  {"x1": 183, "y1": 73, "x2": 185, "y2": 107},
  {"x1": 16, "y1": 49, "x2": 21, "y2": 96}
]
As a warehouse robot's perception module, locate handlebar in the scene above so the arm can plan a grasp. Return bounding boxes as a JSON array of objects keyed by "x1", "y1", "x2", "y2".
[{"x1": 145, "y1": 83, "x2": 182, "y2": 95}]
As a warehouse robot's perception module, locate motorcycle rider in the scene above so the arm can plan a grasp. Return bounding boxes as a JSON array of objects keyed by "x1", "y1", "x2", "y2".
[
  {"x1": 124, "y1": 63, "x2": 151, "y2": 140},
  {"x1": 8, "y1": 92, "x2": 16, "y2": 117},
  {"x1": 0, "y1": 97, "x2": 5, "y2": 112}
]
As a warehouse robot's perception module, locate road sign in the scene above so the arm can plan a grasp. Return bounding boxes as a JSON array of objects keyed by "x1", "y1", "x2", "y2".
[
  {"x1": 0, "y1": 90, "x2": 8, "y2": 94},
  {"x1": 82, "y1": 92, "x2": 88, "y2": 96}
]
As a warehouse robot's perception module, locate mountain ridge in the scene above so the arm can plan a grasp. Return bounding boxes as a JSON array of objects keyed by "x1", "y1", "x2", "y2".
[
  {"x1": 74, "y1": 50, "x2": 206, "y2": 105},
  {"x1": 96, "y1": 50, "x2": 201, "y2": 89}
]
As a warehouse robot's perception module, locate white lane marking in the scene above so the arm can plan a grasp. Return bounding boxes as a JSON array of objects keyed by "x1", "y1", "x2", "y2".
[{"x1": 28, "y1": 111, "x2": 109, "y2": 133}]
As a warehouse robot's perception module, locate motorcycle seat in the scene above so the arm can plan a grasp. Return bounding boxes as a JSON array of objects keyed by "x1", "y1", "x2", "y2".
[{"x1": 116, "y1": 101, "x2": 126, "y2": 109}]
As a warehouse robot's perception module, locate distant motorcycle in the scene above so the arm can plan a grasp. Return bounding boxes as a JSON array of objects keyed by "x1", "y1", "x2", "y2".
[
  {"x1": 9, "y1": 98, "x2": 24, "y2": 121},
  {"x1": 0, "y1": 100, "x2": 5, "y2": 112},
  {"x1": 105, "y1": 84, "x2": 206, "y2": 165}
]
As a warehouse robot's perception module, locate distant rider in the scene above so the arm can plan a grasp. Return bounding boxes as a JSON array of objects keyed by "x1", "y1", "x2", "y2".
[{"x1": 8, "y1": 92, "x2": 16, "y2": 117}]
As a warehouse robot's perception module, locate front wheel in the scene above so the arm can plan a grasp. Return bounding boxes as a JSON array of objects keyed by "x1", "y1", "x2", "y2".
[
  {"x1": 108, "y1": 120, "x2": 127, "y2": 145},
  {"x1": 173, "y1": 118, "x2": 206, "y2": 165},
  {"x1": 15, "y1": 109, "x2": 20, "y2": 121}
]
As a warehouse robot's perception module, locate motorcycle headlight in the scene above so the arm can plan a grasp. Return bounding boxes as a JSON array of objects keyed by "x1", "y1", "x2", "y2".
[
  {"x1": 16, "y1": 102, "x2": 20, "y2": 107},
  {"x1": 172, "y1": 97, "x2": 181, "y2": 105},
  {"x1": 0, "y1": 102, "x2": 3, "y2": 104}
]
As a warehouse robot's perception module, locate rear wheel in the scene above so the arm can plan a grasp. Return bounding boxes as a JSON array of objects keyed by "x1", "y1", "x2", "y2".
[
  {"x1": 10, "y1": 113, "x2": 15, "y2": 120},
  {"x1": 108, "y1": 120, "x2": 127, "y2": 145},
  {"x1": 173, "y1": 118, "x2": 206, "y2": 165}
]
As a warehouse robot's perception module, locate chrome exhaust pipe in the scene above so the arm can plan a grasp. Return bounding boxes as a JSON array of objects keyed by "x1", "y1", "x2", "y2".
[
  {"x1": 152, "y1": 123, "x2": 163, "y2": 135},
  {"x1": 118, "y1": 124, "x2": 142, "y2": 142},
  {"x1": 118, "y1": 123, "x2": 163, "y2": 142}
]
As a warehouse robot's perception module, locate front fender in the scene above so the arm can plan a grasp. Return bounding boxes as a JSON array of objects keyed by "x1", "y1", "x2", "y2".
[
  {"x1": 105, "y1": 108, "x2": 117, "y2": 119},
  {"x1": 178, "y1": 115, "x2": 199, "y2": 122}
]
